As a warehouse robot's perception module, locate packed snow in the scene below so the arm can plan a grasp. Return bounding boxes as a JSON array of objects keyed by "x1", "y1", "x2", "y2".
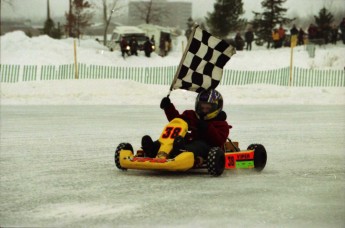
[
  {"x1": 2, "y1": 80, "x2": 345, "y2": 105},
  {"x1": 1, "y1": 105, "x2": 344, "y2": 227},
  {"x1": 1, "y1": 31, "x2": 345, "y2": 227}
]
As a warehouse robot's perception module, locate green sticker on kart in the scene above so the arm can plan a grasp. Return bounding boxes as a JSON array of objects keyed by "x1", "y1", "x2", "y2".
[{"x1": 236, "y1": 161, "x2": 254, "y2": 169}]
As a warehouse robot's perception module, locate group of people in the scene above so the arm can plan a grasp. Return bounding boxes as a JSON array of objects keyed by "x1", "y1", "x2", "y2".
[
  {"x1": 120, "y1": 35, "x2": 156, "y2": 59},
  {"x1": 120, "y1": 35, "x2": 173, "y2": 59},
  {"x1": 232, "y1": 18, "x2": 345, "y2": 51},
  {"x1": 227, "y1": 31, "x2": 252, "y2": 51},
  {"x1": 308, "y1": 18, "x2": 345, "y2": 45},
  {"x1": 272, "y1": 25, "x2": 288, "y2": 48},
  {"x1": 232, "y1": 29, "x2": 256, "y2": 51},
  {"x1": 272, "y1": 19, "x2": 345, "y2": 48}
]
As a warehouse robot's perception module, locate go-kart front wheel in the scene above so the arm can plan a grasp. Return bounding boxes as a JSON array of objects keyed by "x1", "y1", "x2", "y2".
[
  {"x1": 114, "y1": 143, "x2": 133, "y2": 170},
  {"x1": 247, "y1": 144, "x2": 267, "y2": 171},
  {"x1": 207, "y1": 147, "x2": 225, "y2": 177}
]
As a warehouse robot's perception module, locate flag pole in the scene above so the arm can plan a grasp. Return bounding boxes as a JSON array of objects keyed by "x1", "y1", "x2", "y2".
[{"x1": 168, "y1": 24, "x2": 199, "y2": 96}]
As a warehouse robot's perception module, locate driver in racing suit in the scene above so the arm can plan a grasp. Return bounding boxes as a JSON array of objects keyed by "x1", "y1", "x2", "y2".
[{"x1": 142, "y1": 89, "x2": 230, "y2": 166}]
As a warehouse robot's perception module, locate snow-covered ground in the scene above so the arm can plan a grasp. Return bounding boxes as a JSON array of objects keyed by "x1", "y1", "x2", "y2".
[
  {"x1": 1, "y1": 31, "x2": 345, "y2": 70},
  {"x1": 2, "y1": 80, "x2": 345, "y2": 105},
  {"x1": 1, "y1": 31, "x2": 345, "y2": 227},
  {"x1": 1, "y1": 31, "x2": 345, "y2": 105}
]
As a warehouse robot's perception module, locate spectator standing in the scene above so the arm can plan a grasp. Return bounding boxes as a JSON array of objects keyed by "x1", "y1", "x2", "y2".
[
  {"x1": 164, "y1": 38, "x2": 170, "y2": 56},
  {"x1": 308, "y1": 24, "x2": 318, "y2": 41},
  {"x1": 159, "y1": 38, "x2": 165, "y2": 57},
  {"x1": 143, "y1": 37, "x2": 153, "y2": 57},
  {"x1": 244, "y1": 28, "x2": 254, "y2": 51},
  {"x1": 297, "y1": 28, "x2": 305, "y2": 45},
  {"x1": 278, "y1": 25, "x2": 286, "y2": 48},
  {"x1": 120, "y1": 37, "x2": 129, "y2": 59},
  {"x1": 234, "y1": 32, "x2": 244, "y2": 50},
  {"x1": 339, "y1": 18, "x2": 345, "y2": 44},
  {"x1": 290, "y1": 24, "x2": 299, "y2": 36},
  {"x1": 330, "y1": 24, "x2": 338, "y2": 44},
  {"x1": 272, "y1": 29, "x2": 280, "y2": 49},
  {"x1": 129, "y1": 36, "x2": 138, "y2": 56}
]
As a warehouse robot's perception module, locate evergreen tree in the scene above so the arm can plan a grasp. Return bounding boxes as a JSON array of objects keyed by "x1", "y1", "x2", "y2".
[
  {"x1": 44, "y1": 18, "x2": 55, "y2": 37},
  {"x1": 252, "y1": 0, "x2": 293, "y2": 48},
  {"x1": 314, "y1": 7, "x2": 334, "y2": 43},
  {"x1": 51, "y1": 22, "x2": 62, "y2": 39},
  {"x1": 314, "y1": 7, "x2": 334, "y2": 28},
  {"x1": 43, "y1": 0, "x2": 55, "y2": 37},
  {"x1": 43, "y1": 0, "x2": 62, "y2": 39},
  {"x1": 205, "y1": 0, "x2": 244, "y2": 38}
]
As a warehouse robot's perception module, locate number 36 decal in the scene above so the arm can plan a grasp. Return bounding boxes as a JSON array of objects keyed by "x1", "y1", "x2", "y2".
[{"x1": 162, "y1": 127, "x2": 182, "y2": 139}]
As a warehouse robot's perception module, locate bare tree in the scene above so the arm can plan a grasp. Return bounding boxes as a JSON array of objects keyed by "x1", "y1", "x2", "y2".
[
  {"x1": 134, "y1": 0, "x2": 169, "y2": 24},
  {"x1": 101, "y1": 0, "x2": 125, "y2": 45}
]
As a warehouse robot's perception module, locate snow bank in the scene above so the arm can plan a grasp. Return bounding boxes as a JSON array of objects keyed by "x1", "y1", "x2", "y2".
[
  {"x1": 1, "y1": 31, "x2": 345, "y2": 69},
  {"x1": 1, "y1": 31, "x2": 345, "y2": 105}
]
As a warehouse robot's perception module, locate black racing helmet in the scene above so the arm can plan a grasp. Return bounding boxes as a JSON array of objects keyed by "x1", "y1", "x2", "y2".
[{"x1": 195, "y1": 89, "x2": 223, "y2": 120}]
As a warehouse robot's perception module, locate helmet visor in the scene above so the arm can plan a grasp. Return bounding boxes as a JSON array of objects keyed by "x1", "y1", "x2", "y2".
[{"x1": 197, "y1": 101, "x2": 217, "y2": 116}]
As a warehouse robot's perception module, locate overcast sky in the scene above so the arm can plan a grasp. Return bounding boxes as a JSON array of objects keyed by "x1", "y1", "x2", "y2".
[{"x1": 1, "y1": 0, "x2": 344, "y2": 22}]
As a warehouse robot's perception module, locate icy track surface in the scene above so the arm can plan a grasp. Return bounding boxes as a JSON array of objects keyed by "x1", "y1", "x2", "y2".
[{"x1": 1, "y1": 105, "x2": 344, "y2": 227}]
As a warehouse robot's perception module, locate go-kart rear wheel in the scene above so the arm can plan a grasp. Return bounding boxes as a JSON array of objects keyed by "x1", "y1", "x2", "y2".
[
  {"x1": 207, "y1": 147, "x2": 225, "y2": 177},
  {"x1": 114, "y1": 143, "x2": 133, "y2": 170},
  {"x1": 247, "y1": 144, "x2": 267, "y2": 171}
]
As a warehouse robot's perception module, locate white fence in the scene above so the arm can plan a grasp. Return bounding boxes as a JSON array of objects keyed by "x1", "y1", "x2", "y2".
[{"x1": 1, "y1": 64, "x2": 344, "y2": 87}]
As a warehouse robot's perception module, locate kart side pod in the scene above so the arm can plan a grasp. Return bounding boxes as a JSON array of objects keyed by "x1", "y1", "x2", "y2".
[
  {"x1": 119, "y1": 149, "x2": 195, "y2": 171},
  {"x1": 115, "y1": 118, "x2": 195, "y2": 172},
  {"x1": 224, "y1": 142, "x2": 267, "y2": 171}
]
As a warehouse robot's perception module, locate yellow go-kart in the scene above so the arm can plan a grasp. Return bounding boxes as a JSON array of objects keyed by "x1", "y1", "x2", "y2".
[{"x1": 114, "y1": 118, "x2": 267, "y2": 176}]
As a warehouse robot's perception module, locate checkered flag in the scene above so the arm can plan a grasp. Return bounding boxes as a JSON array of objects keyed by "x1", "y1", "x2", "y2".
[{"x1": 170, "y1": 25, "x2": 236, "y2": 93}]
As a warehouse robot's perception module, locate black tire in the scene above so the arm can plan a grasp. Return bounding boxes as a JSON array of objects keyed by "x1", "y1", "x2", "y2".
[
  {"x1": 207, "y1": 147, "x2": 225, "y2": 177},
  {"x1": 114, "y1": 143, "x2": 133, "y2": 170},
  {"x1": 247, "y1": 144, "x2": 267, "y2": 171}
]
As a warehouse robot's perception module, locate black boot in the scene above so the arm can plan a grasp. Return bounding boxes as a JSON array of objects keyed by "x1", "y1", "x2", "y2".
[{"x1": 141, "y1": 135, "x2": 154, "y2": 157}]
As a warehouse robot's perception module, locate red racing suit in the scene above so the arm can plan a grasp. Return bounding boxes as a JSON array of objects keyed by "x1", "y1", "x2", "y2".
[{"x1": 164, "y1": 103, "x2": 230, "y2": 148}]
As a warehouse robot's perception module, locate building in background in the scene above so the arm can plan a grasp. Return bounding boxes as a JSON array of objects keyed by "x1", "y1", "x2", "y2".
[{"x1": 128, "y1": 0, "x2": 192, "y2": 30}]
